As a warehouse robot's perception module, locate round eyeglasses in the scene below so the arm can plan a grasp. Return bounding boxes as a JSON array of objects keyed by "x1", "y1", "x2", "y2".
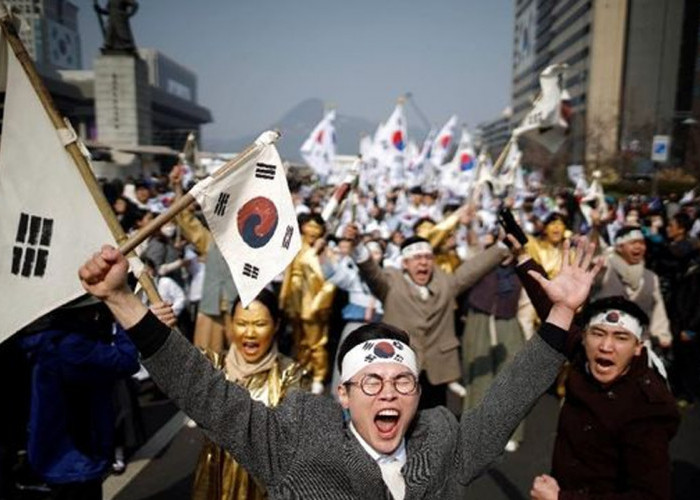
[{"x1": 344, "y1": 373, "x2": 418, "y2": 396}]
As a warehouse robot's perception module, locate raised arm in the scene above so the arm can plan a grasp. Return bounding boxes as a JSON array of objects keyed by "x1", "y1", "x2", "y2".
[
  {"x1": 457, "y1": 238, "x2": 603, "y2": 482},
  {"x1": 78, "y1": 246, "x2": 303, "y2": 485},
  {"x1": 343, "y1": 223, "x2": 390, "y2": 301}
]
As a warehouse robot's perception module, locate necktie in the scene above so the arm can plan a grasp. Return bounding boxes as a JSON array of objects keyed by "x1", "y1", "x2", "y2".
[{"x1": 379, "y1": 458, "x2": 406, "y2": 500}]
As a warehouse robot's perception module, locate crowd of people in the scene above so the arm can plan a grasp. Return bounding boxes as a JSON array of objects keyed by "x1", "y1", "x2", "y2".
[{"x1": 1, "y1": 162, "x2": 699, "y2": 499}]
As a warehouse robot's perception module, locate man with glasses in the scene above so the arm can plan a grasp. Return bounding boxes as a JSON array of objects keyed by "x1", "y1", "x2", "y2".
[{"x1": 78, "y1": 239, "x2": 600, "y2": 499}]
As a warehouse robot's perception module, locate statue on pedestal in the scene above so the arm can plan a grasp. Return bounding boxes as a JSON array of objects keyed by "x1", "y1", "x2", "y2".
[{"x1": 94, "y1": 0, "x2": 139, "y2": 54}]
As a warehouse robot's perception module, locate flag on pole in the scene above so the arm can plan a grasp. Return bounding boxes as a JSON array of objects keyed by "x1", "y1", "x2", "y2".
[
  {"x1": 407, "y1": 128, "x2": 436, "y2": 187},
  {"x1": 300, "y1": 109, "x2": 336, "y2": 183},
  {"x1": 0, "y1": 29, "x2": 116, "y2": 343},
  {"x1": 189, "y1": 135, "x2": 301, "y2": 307},
  {"x1": 430, "y1": 115, "x2": 458, "y2": 167},
  {"x1": 359, "y1": 133, "x2": 373, "y2": 160},
  {"x1": 182, "y1": 131, "x2": 205, "y2": 180},
  {"x1": 441, "y1": 126, "x2": 476, "y2": 193},
  {"x1": 494, "y1": 141, "x2": 522, "y2": 195},
  {"x1": 375, "y1": 100, "x2": 407, "y2": 185},
  {"x1": 513, "y1": 64, "x2": 570, "y2": 153}
]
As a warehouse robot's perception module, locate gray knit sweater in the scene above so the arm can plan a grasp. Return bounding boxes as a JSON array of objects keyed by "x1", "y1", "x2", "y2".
[{"x1": 129, "y1": 313, "x2": 566, "y2": 499}]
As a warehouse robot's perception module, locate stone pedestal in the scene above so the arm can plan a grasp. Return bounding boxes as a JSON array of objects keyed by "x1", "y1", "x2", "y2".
[{"x1": 94, "y1": 53, "x2": 152, "y2": 163}]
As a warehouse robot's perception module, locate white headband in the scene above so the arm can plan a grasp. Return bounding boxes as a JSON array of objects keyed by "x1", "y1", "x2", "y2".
[
  {"x1": 340, "y1": 339, "x2": 418, "y2": 383},
  {"x1": 401, "y1": 241, "x2": 433, "y2": 259},
  {"x1": 615, "y1": 229, "x2": 644, "y2": 245},
  {"x1": 588, "y1": 309, "x2": 644, "y2": 340}
]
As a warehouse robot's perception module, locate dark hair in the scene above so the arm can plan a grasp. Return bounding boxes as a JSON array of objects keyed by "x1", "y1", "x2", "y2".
[
  {"x1": 672, "y1": 212, "x2": 692, "y2": 233},
  {"x1": 40, "y1": 302, "x2": 115, "y2": 342},
  {"x1": 543, "y1": 211, "x2": 567, "y2": 227},
  {"x1": 142, "y1": 257, "x2": 157, "y2": 271},
  {"x1": 412, "y1": 217, "x2": 436, "y2": 233},
  {"x1": 400, "y1": 235, "x2": 430, "y2": 251},
  {"x1": 336, "y1": 323, "x2": 411, "y2": 372},
  {"x1": 297, "y1": 213, "x2": 326, "y2": 236},
  {"x1": 582, "y1": 296, "x2": 649, "y2": 328},
  {"x1": 230, "y1": 288, "x2": 280, "y2": 323}
]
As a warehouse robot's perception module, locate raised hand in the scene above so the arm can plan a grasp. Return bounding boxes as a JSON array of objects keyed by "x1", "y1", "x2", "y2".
[
  {"x1": 78, "y1": 245, "x2": 130, "y2": 300},
  {"x1": 527, "y1": 237, "x2": 603, "y2": 313},
  {"x1": 78, "y1": 245, "x2": 148, "y2": 329}
]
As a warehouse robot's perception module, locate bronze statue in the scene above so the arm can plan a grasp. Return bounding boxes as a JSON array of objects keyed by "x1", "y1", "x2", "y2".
[{"x1": 94, "y1": 0, "x2": 139, "y2": 53}]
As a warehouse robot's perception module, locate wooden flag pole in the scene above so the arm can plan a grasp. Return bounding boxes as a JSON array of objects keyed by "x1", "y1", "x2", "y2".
[
  {"x1": 118, "y1": 131, "x2": 280, "y2": 256},
  {"x1": 0, "y1": 9, "x2": 166, "y2": 301},
  {"x1": 491, "y1": 136, "x2": 515, "y2": 178}
]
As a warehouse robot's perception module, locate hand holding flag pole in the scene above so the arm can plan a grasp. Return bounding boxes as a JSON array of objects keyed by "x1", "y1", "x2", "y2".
[
  {"x1": 120, "y1": 130, "x2": 299, "y2": 307},
  {"x1": 118, "y1": 131, "x2": 281, "y2": 256}
]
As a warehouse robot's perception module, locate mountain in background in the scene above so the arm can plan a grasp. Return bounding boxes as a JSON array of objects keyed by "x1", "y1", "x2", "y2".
[{"x1": 202, "y1": 98, "x2": 427, "y2": 162}]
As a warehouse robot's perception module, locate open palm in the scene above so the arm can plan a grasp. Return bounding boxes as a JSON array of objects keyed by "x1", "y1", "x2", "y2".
[{"x1": 528, "y1": 238, "x2": 603, "y2": 312}]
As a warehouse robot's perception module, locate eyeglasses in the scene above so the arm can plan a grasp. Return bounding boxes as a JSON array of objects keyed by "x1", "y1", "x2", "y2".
[{"x1": 344, "y1": 373, "x2": 419, "y2": 396}]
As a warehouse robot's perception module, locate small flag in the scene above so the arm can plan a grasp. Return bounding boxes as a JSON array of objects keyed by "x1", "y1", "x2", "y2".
[
  {"x1": 430, "y1": 115, "x2": 458, "y2": 167},
  {"x1": 375, "y1": 101, "x2": 408, "y2": 185},
  {"x1": 300, "y1": 109, "x2": 336, "y2": 183},
  {"x1": 189, "y1": 137, "x2": 301, "y2": 306}
]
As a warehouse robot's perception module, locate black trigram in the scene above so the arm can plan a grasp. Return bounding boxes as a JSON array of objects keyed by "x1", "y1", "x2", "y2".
[
  {"x1": 255, "y1": 162, "x2": 276, "y2": 180},
  {"x1": 214, "y1": 193, "x2": 230, "y2": 217},
  {"x1": 282, "y1": 225, "x2": 293, "y2": 249},
  {"x1": 362, "y1": 342, "x2": 374, "y2": 351},
  {"x1": 242, "y1": 263, "x2": 260, "y2": 279},
  {"x1": 12, "y1": 213, "x2": 54, "y2": 278},
  {"x1": 364, "y1": 354, "x2": 376, "y2": 363}
]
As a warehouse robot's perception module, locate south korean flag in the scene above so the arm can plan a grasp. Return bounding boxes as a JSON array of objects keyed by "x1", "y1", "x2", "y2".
[{"x1": 189, "y1": 132, "x2": 301, "y2": 306}]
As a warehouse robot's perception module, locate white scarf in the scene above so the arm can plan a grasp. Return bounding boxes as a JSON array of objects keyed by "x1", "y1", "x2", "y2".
[{"x1": 609, "y1": 252, "x2": 644, "y2": 291}]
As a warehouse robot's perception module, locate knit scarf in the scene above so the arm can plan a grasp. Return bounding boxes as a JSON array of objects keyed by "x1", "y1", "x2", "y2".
[
  {"x1": 609, "y1": 252, "x2": 644, "y2": 291},
  {"x1": 225, "y1": 342, "x2": 279, "y2": 382}
]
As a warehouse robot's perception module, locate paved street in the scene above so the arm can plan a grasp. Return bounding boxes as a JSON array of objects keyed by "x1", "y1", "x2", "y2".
[{"x1": 105, "y1": 392, "x2": 700, "y2": 500}]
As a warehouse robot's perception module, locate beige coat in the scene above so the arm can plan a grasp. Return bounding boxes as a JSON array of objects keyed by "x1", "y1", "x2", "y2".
[{"x1": 358, "y1": 244, "x2": 509, "y2": 384}]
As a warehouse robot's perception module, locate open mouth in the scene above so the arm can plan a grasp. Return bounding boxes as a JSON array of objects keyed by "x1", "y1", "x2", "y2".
[
  {"x1": 242, "y1": 341, "x2": 260, "y2": 355},
  {"x1": 594, "y1": 357, "x2": 615, "y2": 370},
  {"x1": 375, "y1": 409, "x2": 400, "y2": 436}
]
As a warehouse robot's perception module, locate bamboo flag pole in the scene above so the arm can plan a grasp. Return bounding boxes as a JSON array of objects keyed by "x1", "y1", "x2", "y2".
[
  {"x1": 118, "y1": 131, "x2": 280, "y2": 256},
  {"x1": 0, "y1": 7, "x2": 167, "y2": 301}
]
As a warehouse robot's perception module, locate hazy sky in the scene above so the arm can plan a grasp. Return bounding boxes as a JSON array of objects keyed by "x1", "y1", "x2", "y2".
[{"x1": 78, "y1": 0, "x2": 514, "y2": 145}]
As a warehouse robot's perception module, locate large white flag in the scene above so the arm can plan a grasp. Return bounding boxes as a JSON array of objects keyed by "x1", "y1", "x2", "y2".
[
  {"x1": 190, "y1": 136, "x2": 301, "y2": 307},
  {"x1": 430, "y1": 115, "x2": 458, "y2": 167},
  {"x1": 0, "y1": 32, "x2": 116, "y2": 342},
  {"x1": 300, "y1": 109, "x2": 336, "y2": 183},
  {"x1": 513, "y1": 64, "x2": 570, "y2": 153}
]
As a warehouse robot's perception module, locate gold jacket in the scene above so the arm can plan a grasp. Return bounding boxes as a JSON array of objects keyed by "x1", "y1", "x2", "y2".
[
  {"x1": 191, "y1": 351, "x2": 308, "y2": 500},
  {"x1": 279, "y1": 244, "x2": 335, "y2": 321}
]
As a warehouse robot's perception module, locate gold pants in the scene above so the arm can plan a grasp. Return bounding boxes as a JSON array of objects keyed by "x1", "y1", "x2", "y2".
[{"x1": 292, "y1": 316, "x2": 330, "y2": 383}]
